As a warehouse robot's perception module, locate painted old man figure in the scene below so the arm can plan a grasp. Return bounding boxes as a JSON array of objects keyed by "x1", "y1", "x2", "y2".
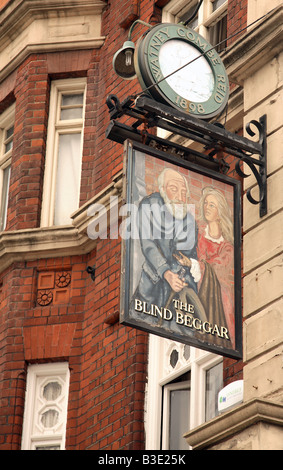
[{"x1": 132, "y1": 168, "x2": 206, "y2": 322}]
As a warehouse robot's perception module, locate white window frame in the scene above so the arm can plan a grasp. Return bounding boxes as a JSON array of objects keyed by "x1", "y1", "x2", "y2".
[
  {"x1": 21, "y1": 362, "x2": 70, "y2": 451},
  {"x1": 161, "y1": 379, "x2": 191, "y2": 450},
  {"x1": 41, "y1": 78, "x2": 86, "y2": 227},
  {"x1": 162, "y1": 0, "x2": 228, "y2": 46},
  {"x1": 0, "y1": 104, "x2": 15, "y2": 231},
  {"x1": 145, "y1": 334, "x2": 223, "y2": 450}
]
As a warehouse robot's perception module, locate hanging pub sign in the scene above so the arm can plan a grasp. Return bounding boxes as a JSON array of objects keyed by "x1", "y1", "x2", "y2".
[{"x1": 120, "y1": 141, "x2": 242, "y2": 359}]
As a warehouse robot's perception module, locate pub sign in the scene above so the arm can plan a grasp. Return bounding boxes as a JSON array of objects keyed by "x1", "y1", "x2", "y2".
[{"x1": 120, "y1": 141, "x2": 242, "y2": 359}]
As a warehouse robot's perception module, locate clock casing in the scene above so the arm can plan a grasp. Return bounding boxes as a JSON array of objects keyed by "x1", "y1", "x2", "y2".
[{"x1": 134, "y1": 23, "x2": 229, "y2": 119}]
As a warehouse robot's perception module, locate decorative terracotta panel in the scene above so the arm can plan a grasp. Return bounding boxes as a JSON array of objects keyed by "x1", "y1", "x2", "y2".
[{"x1": 36, "y1": 270, "x2": 72, "y2": 306}]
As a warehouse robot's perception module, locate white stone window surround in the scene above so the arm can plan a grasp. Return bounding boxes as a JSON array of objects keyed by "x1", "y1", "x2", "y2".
[
  {"x1": 162, "y1": 0, "x2": 228, "y2": 43},
  {"x1": 41, "y1": 78, "x2": 86, "y2": 227},
  {"x1": 21, "y1": 362, "x2": 70, "y2": 450},
  {"x1": 145, "y1": 334, "x2": 223, "y2": 450},
  {"x1": 0, "y1": 104, "x2": 15, "y2": 231}
]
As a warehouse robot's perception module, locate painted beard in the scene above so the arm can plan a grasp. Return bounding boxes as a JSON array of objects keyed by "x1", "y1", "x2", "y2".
[{"x1": 160, "y1": 188, "x2": 189, "y2": 220}]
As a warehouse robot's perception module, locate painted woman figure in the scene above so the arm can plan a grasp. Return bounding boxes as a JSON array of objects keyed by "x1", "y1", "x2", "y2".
[
  {"x1": 197, "y1": 186, "x2": 235, "y2": 346},
  {"x1": 175, "y1": 186, "x2": 235, "y2": 347}
]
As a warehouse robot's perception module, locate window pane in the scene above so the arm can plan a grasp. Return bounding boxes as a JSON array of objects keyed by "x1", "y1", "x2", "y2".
[
  {"x1": 162, "y1": 371, "x2": 191, "y2": 450},
  {"x1": 62, "y1": 94, "x2": 83, "y2": 106},
  {"x1": 60, "y1": 107, "x2": 83, "y2": 120},
  {"x1": 36, "y1": 445, "x2": 61, "y2": 450},
  {"x1": 170, "y1": 349, "x2": 179, "y2": 368},
  {"x1": 41, "y1": 409, "x2": 59, "y2": 428},
  {"x1": 179, "y1": 3, "x2": 199, "y2": 29},
  {"x1": 205, "y1": 362, "x2": 223, "y2": 421},
  {"x1": 183, "y1": 345, "x2": 190, "y2": 361},
  {"x1": 4, "y1": 125, "x2": 14, "y2": 153},
  {"x1": 43, "y1": 382, "x2": 62, "y2": 401},
  {"x1": 6, "y1": 125, "x2": 14, "y2": 140},
  {"x1": 5, "y1": 140, "x2": 13, "y2": 153},
  {"x1": 169, "y1": 387, "x2": 190, "y2": 449},
  {"x1": 0, "y1": 165, "x2": 11, "y2": 231},
  {"x1": 209, "y1": 15, "x2": 227, "y2": 52},
  {"x1": 60, "y1": 94, "x2": 83, "y2": 120},
  {"x1": 54, "y1": 133, "x2": 82, "y2": 225},
  {"x1": 213, "y1": 0, "x2": 226, "y2": 11}
]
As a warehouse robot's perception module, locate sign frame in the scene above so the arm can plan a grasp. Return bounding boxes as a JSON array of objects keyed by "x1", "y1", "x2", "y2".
[{"x1": 120, "y1": 140, "x2": 242, "y2": 359}]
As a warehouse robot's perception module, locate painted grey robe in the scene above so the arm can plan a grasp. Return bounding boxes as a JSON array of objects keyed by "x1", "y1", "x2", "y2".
[{"x1": 133, "y1": 192, "x2": 199, "y2": 307}]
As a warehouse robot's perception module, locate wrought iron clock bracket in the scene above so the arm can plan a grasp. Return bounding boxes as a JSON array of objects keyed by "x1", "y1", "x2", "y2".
[{"x1": 106, "y1": 94, "x2": 267, "y2": 217}]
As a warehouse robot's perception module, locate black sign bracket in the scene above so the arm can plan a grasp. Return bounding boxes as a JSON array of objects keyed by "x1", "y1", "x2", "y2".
[{"x1": 106, "y1": 94, "x2": 267, "y2": 217}]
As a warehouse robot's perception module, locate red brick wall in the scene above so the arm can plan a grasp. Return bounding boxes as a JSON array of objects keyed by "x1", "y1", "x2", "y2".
[
  {"x1": 7, "y1": 56, "x2": 49, "y2": 231},
  {"x1": 227, "y1": 0, "x2": 248, "y2": 44},
  {"x1": 0, "y1": 0, "x2": 248, "y2": 450},
  {"x1": 0, "y1": 0, "x2": 9, "y2": 9},
  {"x1": 0, "y1": 0, "x2": 152, "y2": 450}
]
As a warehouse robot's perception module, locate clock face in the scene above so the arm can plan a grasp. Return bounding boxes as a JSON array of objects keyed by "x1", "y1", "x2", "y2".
[
  {"x1": 159, "y1": 40, "x2": 215, "y2": 103},
  {"x1": 134, "y1": 23, "x2": 229, "y2": 119}
]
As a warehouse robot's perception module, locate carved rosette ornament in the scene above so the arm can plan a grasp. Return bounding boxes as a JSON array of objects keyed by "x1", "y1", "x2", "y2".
[
  {"x1": 55, "y1": 272, "x2": 71, "y2": 288},
  {"x1": 37, "y1": 290, "x2": 53, "y2": 306}
]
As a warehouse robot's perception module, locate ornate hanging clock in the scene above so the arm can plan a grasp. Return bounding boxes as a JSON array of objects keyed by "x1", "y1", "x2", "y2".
[{"x1": 134, "y1": 23, "x2": 229, "y2": 119}]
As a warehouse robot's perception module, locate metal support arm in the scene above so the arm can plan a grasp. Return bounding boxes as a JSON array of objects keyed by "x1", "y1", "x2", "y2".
[{"x1": 106, "y1": 94, "x2": 267, "y2": 217}]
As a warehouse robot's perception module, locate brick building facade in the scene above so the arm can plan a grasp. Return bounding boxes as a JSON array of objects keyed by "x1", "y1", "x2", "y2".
[{"x1": 0, "y1": 0, "x2": 282, "y2": 451}]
